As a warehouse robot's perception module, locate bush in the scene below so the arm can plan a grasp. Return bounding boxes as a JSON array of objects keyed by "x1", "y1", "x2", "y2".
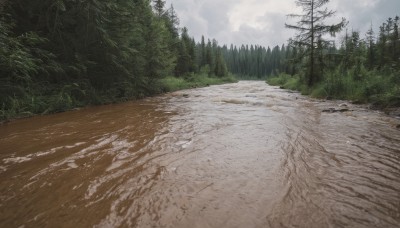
[
  {"x1": 267, "y1": 74, "x2": 302, "y2": 91},
  {"x1": 266, "y1": 69, "x2": 400, "y2": 108},
  {"x1": 267, "y1": 74, "x2": 292, "y2": 86},
  {"x1": 160, "y1": 73, "x2": 237, "y2": 92}
]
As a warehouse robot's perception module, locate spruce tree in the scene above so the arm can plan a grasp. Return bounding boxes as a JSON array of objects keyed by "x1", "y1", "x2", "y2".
[
  {"x1": 214, "y1": 48, "x2": 228, "y2": 77},
  {"x1": 153, "y1": 0, "x2": 166, "y2": 17},
  {"x1": 165, "y1": 4, "x2": 180, "y2": 39},
  {"x1": 200, "y1": 36, "x2": 206, "y2": 67},
  {"x1": 366, "y1": 24, "x2": 376, "y2": 69},
  {"x1": 391, "y1": 16, "x2": 399, "y2": 68},
  {"x1": 286, "y1": 0, "x2": 346, "y2": 86}
]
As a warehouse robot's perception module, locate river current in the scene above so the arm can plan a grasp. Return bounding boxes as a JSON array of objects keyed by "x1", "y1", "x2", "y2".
[{"x1": 0, "y1": 81, "x2": 399, "y2": 227}]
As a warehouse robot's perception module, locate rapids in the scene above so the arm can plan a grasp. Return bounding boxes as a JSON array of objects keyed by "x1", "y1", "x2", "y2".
[{"x1": 0, "y1": 81, "x2": 399, "y2": 227}]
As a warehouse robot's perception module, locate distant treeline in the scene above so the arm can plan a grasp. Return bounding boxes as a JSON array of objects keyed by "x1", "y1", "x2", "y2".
[
  {"x1": 222, "y1": 14, "x2": 400, "y2": 106},
  {"x1": 221, "y1": 44, "x2": 287, "y2": 79},
  {"x1": 0, "y1": 0, "x2": 230, "y2": 120},
  {"x1": 222, "y1": 16, "x2": 399, "y2": 80}
]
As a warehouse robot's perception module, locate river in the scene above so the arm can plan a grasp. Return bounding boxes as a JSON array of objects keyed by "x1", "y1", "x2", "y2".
[{"x1": 0, "y1": 81, "x2": 399, "y2": 227}]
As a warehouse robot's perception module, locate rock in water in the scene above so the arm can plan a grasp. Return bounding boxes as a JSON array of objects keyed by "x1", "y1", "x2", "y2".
[
  {"x1": 322, "y1": 108, "x2": 336, "y2": 113},
  {"x1": 322, "y1": 108, "x2": 350, "y2": 113}
]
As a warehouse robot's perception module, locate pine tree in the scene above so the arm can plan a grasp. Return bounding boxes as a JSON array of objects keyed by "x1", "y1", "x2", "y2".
[
  {"x1": 175, "y1": 27, "x2": 196, "y2": 76},
  {"x1": 366, "y1": 23, "x2": 376, "y2": 69},
  {"x1": 200, "y1": 36, "x2": 206, "y2": 67},
  {"x1": 214, "y1": 48, "x2": 228, "y2": 77},
  {"x1": 153, "y1": 0, "x2": 166, "y2": 17},
  {"x1": 165, "y1": 4, "x2": 180, "y2": 39},
  {"x1": 391, "y1": 16, "x2": 399, "y2": 68},
  {"x1": 286, "y1": 0, "x2": 346, "y2": 86},
  {"x1": 205, "y1": 39, "x2": 214, "y2": 73},
  {"x1": 377, "y1": 24, "x2": 388, "y2": 68}
]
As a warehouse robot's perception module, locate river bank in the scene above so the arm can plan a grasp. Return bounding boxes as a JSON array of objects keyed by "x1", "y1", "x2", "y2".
[
  {"x1": 266, "y1": 73, "x2": 400, "y2": 116},
  {"x1": 0, "y1": 74, "x2": 237, "y2": 124}
]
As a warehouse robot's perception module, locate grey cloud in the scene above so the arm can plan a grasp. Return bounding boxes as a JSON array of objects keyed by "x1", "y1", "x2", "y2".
[
  {"x1": 230, "y1": 12, "x2": 293, "y2": 47},
  {"x1": 166, "y1": 0, "x2": 399, "y2": 47},
  {"x1": 166, "y1": 0, "x2": 239, "y2": 43},
  {"x1": 200, "y1": 2, "x2": 231, "y2": 36},
  {"x1": 331, "y1": 0, "x2": 399, "y2": 36}
]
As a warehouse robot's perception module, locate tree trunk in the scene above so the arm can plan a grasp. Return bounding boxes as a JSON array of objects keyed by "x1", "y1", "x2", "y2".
[{"x1": 309, "y1": 0, "x2": 315, "y2": 86}]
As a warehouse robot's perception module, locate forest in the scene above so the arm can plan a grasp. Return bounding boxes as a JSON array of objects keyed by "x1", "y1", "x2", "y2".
[
  {"x1": 1, "y1": 0, "x2": 399, "y2": 121},
  {"x1": 0, "y1": 0, "x2": 233, "y2": 121},
  {"x1": 220, "y1": 1, "x2": 399, "y2": 108}
]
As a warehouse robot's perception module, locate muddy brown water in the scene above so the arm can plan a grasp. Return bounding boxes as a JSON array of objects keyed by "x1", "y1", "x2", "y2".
[{"x1": 0, "y1": 81, "x2": 399, "y2": 228}]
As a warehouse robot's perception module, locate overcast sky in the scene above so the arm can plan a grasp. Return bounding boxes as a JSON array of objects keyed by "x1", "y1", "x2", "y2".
[{"x1": 165, "y1": 0, "x2": 400, "y2": 47}]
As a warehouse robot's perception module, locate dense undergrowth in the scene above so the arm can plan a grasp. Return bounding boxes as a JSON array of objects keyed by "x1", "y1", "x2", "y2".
[
  {"x1": 267, "y1": 70, "x2": 400, "y2": 108},
  {"x1": 0, "y1": 0, "x2": 234, "y2": 122},
  {"x1": 161, "y1": 74, "x2": 237, "y2": 92},
  {"x1": 0, "y1": 74, "x2": 237, "y2": 122}
]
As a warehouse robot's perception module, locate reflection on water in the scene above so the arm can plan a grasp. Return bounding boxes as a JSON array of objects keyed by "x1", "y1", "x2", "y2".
[{"x1": 0, "y1": 81, "x2": 399, "y2": 227}]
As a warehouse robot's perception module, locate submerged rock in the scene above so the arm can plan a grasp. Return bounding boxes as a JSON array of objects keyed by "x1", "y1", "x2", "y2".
[
  {"x1": 322, "y1": 108, "x2": 350, "y2": 113},
  {"x1": 381, "y1": 107, "x2": 400, "y2": 118},
  {"x1": 352, "y1": 100, "x2": 363, "y2": 105}
]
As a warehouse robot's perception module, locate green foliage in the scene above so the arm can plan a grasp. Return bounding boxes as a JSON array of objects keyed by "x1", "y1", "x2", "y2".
[
  {"x1": 214, "y1": 48, "x2": 228, "y2": 77},
  {"x1": 2, "y1": 0, "x2": 398, "y2": 122},
  {"x1": 160, "y1": 74, "x2": 237, "y2": 92},
  {"x1": 267, "y1": 74, "x2": 292, "y2": 86},
  {"x1": 0, "y1": 0, "x2": 233, "y2": 121},
  {"x1": 196, "y1": 38, "x2": 230, "y2": 77},
  {"x1": 220, "y1": 42, "x2": 306, "y2": 80},
  {"x1": 266, "y1": 13, "x2": 400, "y2": 108},
  {"x1": 267, "y1": 74, "x2": 304, "y2": 92},
  {"x1": 286, "y1": 0, "x2": 346, "y2": 86},
  {"x1": 160, "y1": 77, "x2": 188, "y2": 91},
  {"x1": 268, "y1": 69, "x2": 400, "y2": 108}
]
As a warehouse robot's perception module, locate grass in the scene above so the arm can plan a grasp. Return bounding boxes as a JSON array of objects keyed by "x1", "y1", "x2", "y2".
[
  {"x1": 0, "y1": 73, "x2": 238, "y2": 122},
  {"x1": 267, "y1": 74, "x2": 309, "y2": 94},
  {"x1": 234, "y1": 75, "x2": 268, "y2": 81},
  {"x1": 267, "y1": 70, "x2": 400, "y2": 108},
  {"x1": 160, "y1": 73, "x2": 238, "y2": 92}
]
